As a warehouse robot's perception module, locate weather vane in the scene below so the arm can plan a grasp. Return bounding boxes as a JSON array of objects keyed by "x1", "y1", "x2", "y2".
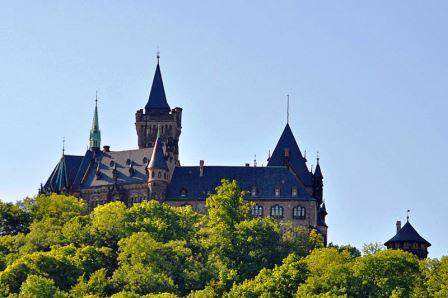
[{"x1": 407, "y1": 209, "x2": 410, "y2": 222}]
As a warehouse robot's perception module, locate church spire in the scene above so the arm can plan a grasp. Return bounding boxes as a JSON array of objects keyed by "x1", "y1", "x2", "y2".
[
  {"x1": 145, "y1": 54, "x2": 171, "y2": 113},
  {"x1": 148, "y1": 126, "x2": 169, "y2": 170},
  {"x1": 89, "y1": 92, "x2": 101, "y2": 150},
  {"x1": 314, "y1": 152, "x2": 323, "y2": 179}
]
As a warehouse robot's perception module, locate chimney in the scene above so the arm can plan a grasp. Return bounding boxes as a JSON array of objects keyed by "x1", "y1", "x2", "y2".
[
  {"x1": 199, "y1": 160, "x2": 204, "y2": 176},
  {"x1": 396, "y1": 220, "x2": 402, "y2": 233},
  {"x1": 245, "y1": 163, "x2": 250, "y2": 167},
  {"x1": 103, "y1": 145, "x2": 110, "y2": 152}
]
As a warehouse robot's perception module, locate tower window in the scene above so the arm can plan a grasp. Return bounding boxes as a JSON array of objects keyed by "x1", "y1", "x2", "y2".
[
  {"x1": 293, "y1": 206, "x2": 306, "y2": 219},
  {"x1": 143, "y1": 157, "x2": 148, "y2": 164},
  {"x1": 292, "y1": 187, "x2": 298, "y2": 197},
  {"x1": 126, "y1": 158, "x2": 132, "y2": 166},
  {"x1": 158, "y1": 172, "x2": 161, "y2": 178},
  {"x1": 110, "y1": 160, "x2": 115, "y2": 167},
  {"x1": 251, "y1": 205, "x2": 263, "y2": 217},
  {"x1": 151, "y1": 171, "x2": 155, "y2": 178},
  {"x1": 275, "y1": 187, "x2": 280, "y2": 197},
  {"x1": 270, "y1": 204, "x2": 284, "y2": 218}
]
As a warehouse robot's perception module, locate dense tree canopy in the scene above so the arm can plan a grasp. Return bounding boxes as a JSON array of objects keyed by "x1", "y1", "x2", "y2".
[{"x1": 0, "y1": 181, "x2": 446, "y2": 297}]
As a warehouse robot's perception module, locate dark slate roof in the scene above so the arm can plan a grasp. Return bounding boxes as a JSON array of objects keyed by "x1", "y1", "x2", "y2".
[
  {"x1": 314, "y1": 162, "x2": 323, "y2": 179},
  {"x1": 148, "y1": 131, "x2": 169, "y2": 170},
  {"x1": 384, "y1": 222, "x2": 431, "y2": 246},
  {"x1": 145, "y1": 63, "x2": 171, "y2": 113},
  {"x1": 166, "y1": 165, "x2": 313, "y2": 200},
  {"x1": 44, "y1": 154, "x2": 84, "y2": 192},
  {"x1": 267, "y1": 124, "x2": 313, "y2": 186},
  {"x1": 80, "y1": 148, "x2": 158, "y2": 188},
  {"x1": 316, "y1": 203, "x2": 327, "y2": 227}
]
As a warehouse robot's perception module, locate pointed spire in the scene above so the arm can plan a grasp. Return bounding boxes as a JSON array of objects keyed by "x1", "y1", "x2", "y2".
[
  {"x1": 314, "y1": 152, "x2": 323, "y2": 179},
  {"x1": 89, "y1": 92, "x2": 101, "y2": 150},
  {"x1": 145, "y1": 55, "x2": 171, "y2": 113},
  {"x1": 148, "y1": 126, "x2": 169, "y2": 170}
]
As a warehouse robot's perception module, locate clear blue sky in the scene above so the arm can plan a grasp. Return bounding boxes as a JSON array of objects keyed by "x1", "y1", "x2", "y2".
[{"x1": 1, "y1": 1, "x2": 447, "y2": 257}]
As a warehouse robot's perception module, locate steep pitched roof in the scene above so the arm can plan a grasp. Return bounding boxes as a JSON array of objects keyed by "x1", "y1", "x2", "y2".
[
  {"x1": 384, "y1": 221, "x2": 431, "y2": 246},
  {"x1": 148, "y1": 129, "x2": 169, "y2": 170},
  {"x1": 166, "y1": 165, "x2": 313, "y2": 200},
  {"x1": 314, "y1": 162, "x2": 323, "y2": 179},
  {"x1": 267, "y1": 124, "x2": 313, "y2": 186},
  {"x1": 145, "y1": 62, "x2": 171, "y2": 112},
  {"x1": 44, "y1": 154, "x2": 84, "y2": 193}
]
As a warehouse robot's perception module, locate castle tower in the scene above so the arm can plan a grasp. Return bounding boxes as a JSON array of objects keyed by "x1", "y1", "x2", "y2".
[
  {"x1": 135, "y1": 55, "x2": 182, "y2": 166},
  {"x1": 384, "y1": 216, "x2": 431, "y2": 259},
  {"x1": 89, "y1": 94, "x2": 101, "y2": 150},
  {"x1": 147, "y1": 126, "x2": 169, "y2": 201},
  {"x1": 313, "y1": 156, "x2": 323, "y2": 205}
]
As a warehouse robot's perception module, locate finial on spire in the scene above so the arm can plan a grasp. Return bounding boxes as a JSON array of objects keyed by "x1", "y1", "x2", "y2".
[
  {"x1": 156, "y1": 47, "x2": 160, "y2": 63},
  {"x1": 407, "y1": 209, "x2": 410, "y2": 222},
  {"x1": 317, "y1": 151, "x2": 320, "y2": 164},
  {"x1": 286, "y1": 94, "x2": 290, "y2": 124},
  {"x1": 62, "y1": 136, "x2": 65, "y2": 156},
  {"x1": 254, "y1": 154, "x2": 257, "y2": 167},
  {"x1": 95, "y1": 90, "x2": 98, "y2": 105}
]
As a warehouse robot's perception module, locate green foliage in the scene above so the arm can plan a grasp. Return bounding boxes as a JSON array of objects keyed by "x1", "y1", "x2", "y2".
[
  {"x1": 19, "y1": 274, "x2": 58, "y2": 298},
  {"x1": 0, "y1": 200, "x2": 32, "y2": 236},
  {"x1": 0, "y1": 183, "x2": 445, "y2": 297}
]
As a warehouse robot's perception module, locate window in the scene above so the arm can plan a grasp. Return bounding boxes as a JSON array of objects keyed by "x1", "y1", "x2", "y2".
[
  {"x1": 143, "y1": 157, "x2": 148, "y2": 164},
  {"x1": 180, "y1": 188, "x2": 188, "y2": 197},
  {"x1": 275, "y1": 187, "x2": 280, "y2": 197},
  {"x1": 158, "y1": 172, "x2": 162, "y2": 178},
  {"x1": 126, "y1": 158, "x2": 132, "y2": 166},
  {"x1": 110, "y1": 160, "x2": 115, "y2": 167},
  {"x1": 251, "y1": 205, "x2": 263, "y2": 217},
  {"x1": 293, "y1": 206, "x2": 306, "y2": 219},
  {"x1": 292, "y1": 187, "x2": 298, "y2": 197},
  {"x1": 251, "y1": 186, "x2": 257, "y2": 197},
  {"x1": 270, "y1": 204, "x2": 284, "y2": 218},
  {"x1": 151, "y1": 171, "x2": 155, "y2": 178}
]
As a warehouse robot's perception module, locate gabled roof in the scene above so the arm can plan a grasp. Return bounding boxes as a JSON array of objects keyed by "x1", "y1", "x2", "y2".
[
  {"x1": 166, "y1": 165, "x2": 313, "y2": 200},
  {"x1": 267, "y1": 124, "x2": 313, "y2": 186},
  {"x1": 44, "y1": 154, "x2": 84, "y2": 193},
  {"x1": 384, "y1": 221, "x2": 431, "y2": 246},
  {"x1": 145, "y1": 62, "x2": 171, "y2": 113}
]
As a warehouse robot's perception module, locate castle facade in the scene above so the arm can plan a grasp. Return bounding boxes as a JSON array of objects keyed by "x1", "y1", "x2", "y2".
[{"x1": 42, "y1": 58, "x2": 328, "y2": 242}]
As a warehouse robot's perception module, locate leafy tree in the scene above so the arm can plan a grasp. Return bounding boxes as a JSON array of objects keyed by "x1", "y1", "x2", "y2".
[
  {"x1": 90, "y1": 201, "x2": 127, "y2": 247},
  {"x1": 125, "y1": 200, "x2": 199, "y2": 243},
  {"x1": 61, "y1": 215, "x2": 92, "y2": 245},
  {"x1": 328, "y1": 242, "x2": 361, "y2": 258},
  {"x1": 421, "y1": 256, "x2": 448, "y2": 297},
  {"x1": 71, "y1": 268, "x2": 111, "y2": 297},
  {"x1": 296, "y1": 247, "x2": 356, "y2": 297},
  {"x1": 362, "y1": 242, "x2": 385, "y2": 256},
  {"x1": 0, "y1": 200, "x2": 32, "y2": 236},
  {"x1": 352, "y1": 249, "x2": 423, "y2": 297},
  {"x1": 18, "y1": 274, "x2": 59, "y2": 298},
  {"x1": 33, "y1": 194, "x2": 87, "y2": 224},
  {"x1": 227, "y1": 253, "x2": 308, "y2": 298}
]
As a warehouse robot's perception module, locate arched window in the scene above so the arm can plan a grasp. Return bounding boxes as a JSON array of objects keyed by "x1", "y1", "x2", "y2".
[
  {"x1": 293, "y1": 206, "x2": 306, "y2": 219},
  {"x1": 275, "y1": 187, "x2": 280, "y2": 197},
  {"x1": 126, "y1": 158, "x2": 132, "y2": 166},
  {"x1": 292, "y1": 187, "x2": 298, "y2": 197},
  {"x1": 110, "y1": 160, "x2": 115, "y2": 167},
  {"x1": 251, "y1": 204, "x2": 263, "y2": 217},
  {"x1": 158, "y1": 172, "x2": 161, "y2": 178},
  {"x1": 270, "y1": 204, "x2": 284, "y2": 218}
]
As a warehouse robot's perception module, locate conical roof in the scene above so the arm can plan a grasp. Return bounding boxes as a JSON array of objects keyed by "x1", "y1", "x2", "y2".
[
  {"x1": 145, "y1": 62, "x2": 170, "y2": 113},
  {"x1": 148, "y1": 127, "x2": 169, "y2": 170},
  {"x1": 314, "y1": 162, "x2": 323, "y2": 179},
  {"x1": 384, "y1": 221, "x2": 431, "y2": 246},
  {"x1": 267, "y1": 123, "x2": 313, "y2": 185}
]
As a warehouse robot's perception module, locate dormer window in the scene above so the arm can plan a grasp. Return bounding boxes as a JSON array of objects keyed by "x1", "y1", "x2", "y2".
[
  {"x1": 143, "y1": 157, "x2": 148, "y2": 164},
  {"x1": 251, "y1": 186, "x2": 257, "y2": 197},
  {"x1": 293, "y1": 206, "x2": 306, "y2": 219},
  {"x1": 251, "y1": 205, "x2": 263, "y2": 217},
  {"x1": 110, "y1": 160, "x2": 115, "y2": 167},
  {"x1": 180, "y1": 188, "x2": 188, "y2": 197},
  {"x1": 275, "y1": 187, "x2": 280, "y2": 197},
  {"x1": 126, "y1": 159, "x2": 132, "y2": 166},
  {"x1": 270, "y1": 204, "x2": 284, "y2": 218},
  {"x1": 292, "y1": 187, "x2": 298, "y2": 197}
]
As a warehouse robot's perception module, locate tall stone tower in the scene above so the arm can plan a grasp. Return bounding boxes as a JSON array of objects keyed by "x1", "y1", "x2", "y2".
[{"x1": 135, "y1": 55, "x2": 182, "y2": 166}]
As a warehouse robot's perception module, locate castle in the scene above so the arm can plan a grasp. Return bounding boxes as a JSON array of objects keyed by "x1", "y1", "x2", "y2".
[{"x1": 42, "y1": 57, "x2": 328, "y2": 243}]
